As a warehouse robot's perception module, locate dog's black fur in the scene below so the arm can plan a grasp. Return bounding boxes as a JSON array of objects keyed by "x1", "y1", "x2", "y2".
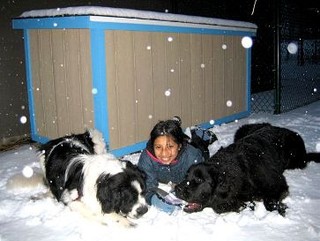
[
  {"x1": 175, "y1": 123, "x2": 320, "y2": 216},
  {"x1": 39, "y1": 131, "x2": 94, "y2": 201},
  {"x1": 38, "y1": 130, "x2": 148, "y2": 226}
]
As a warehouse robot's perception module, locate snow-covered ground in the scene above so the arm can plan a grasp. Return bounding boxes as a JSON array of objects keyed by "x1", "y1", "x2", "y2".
[{"x1": 1, "y1": 100, "x2": 320, "y2": 241}]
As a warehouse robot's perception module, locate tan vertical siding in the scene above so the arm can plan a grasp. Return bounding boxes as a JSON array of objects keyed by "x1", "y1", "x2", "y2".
[
  {"x1": 105, "y1": 31, "x2": 247, "y2": 150},
  {"x1": 133, "y1": 32, "x2": 154, "y2": 141},
  {"x1": 29, "y1": 28, "x2": 247, "y2": 151},
  {"x1": 51, "y1": 30, "x2": 70, "y2": 136},
  {"x1": 29, "y1": 29, "x2": 94, "y2": 139},
  {"x1": 211, "y1": 35, "x2": 224, "y2": 119},
  {"x1": 179, "y1": 34, "x2": 192, "y2": 127},
  {"x1": 202, "y1": 35, "x2": 214, "y2": 122},
  {"x1": 190, "y1": 34, "x2": 205, "y2": 124},
  {"x1": 111, "y1": 31, "x2": 136, "y2": 146},
  {"x1": 37, "y1": 30, "x2": 58, "y2": 138},
  {"x1": 150, "y1": 32, "x2": 167, "y2": 122}
]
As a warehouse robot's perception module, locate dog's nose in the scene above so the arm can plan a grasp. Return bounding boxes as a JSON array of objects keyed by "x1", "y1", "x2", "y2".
[{"x1": 136, "y1": 205, "x2": 148, "y2": 216}]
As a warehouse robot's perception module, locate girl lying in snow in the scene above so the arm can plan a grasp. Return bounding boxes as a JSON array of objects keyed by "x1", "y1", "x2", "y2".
[{"x1": 138, "y1": 116, "x2": 217, "y2": 214}]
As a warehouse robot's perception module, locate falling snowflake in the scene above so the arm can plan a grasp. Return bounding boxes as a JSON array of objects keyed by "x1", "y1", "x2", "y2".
[
  {"x1": 222, "y1": 44, "x2": 227, "y2": 50},
  {"x1": 22, "y1": 166, "x2": 33, "y2": 178},
  {"x1": 148, "y1": 115, "x2": 153, "y2": 119},
  {"x1": 209, "y1": 119, "x2": 215, "y2": 125},
  {"x1": 287, "y1": 42, "x2": 298, "y2": 54},
  {"x1": 200, "y1": 64, "x2": 205, "y2": 69},
  {"x1": 226, "y1": 100, "x2": 233, "y2": 107},
  {"x1": 92, "y1": 88, "x2": 98, "y2": 95},
  {"x1": 53, "y1": 22, "x2": 58, "y2": 27},
  {"x1": 316, "y1": 143, "x2": 320, "y2": 152},
  {"x1": 170, "y1": 69, "x2": 175, "y2": 73},
  {"x1": 20, "y1": 116, "x2": 27, "y2": 124},
  {"x1": 313, "y1": 88, "x2": 317, "y2": 93},
  {"x1": 167, "y1": 37, "x2": 173, "y2": 42},
  {"x1": 241, "y1": 36, "x2": 253, "y2": 49},
  {"x1": 165, "y1": 89, "x2": 171, "y2": 96},
  {"x1": 146, "y1": 46, "x2": 151, "y2": 50}
]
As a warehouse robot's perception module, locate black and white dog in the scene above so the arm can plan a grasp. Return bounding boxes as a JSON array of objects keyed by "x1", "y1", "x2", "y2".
[
  {"x1": 38, "y1": 129, "x2": 148, "y2": 227},
  {"x1": 175, "y1": 123, "x2": 320, "y2": 216}
]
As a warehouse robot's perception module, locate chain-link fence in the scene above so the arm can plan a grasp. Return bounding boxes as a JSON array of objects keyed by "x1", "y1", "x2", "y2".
[{"x1": 251, "y1": 0, "x2": 320, "y2": 114}]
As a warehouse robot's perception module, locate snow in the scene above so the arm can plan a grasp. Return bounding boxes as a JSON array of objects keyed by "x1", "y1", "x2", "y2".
[
  {"x1": 18, "y1": 6, "x2": 257, "y2": 31},
  {"x1": 1, "y1": 101, "x2": 320, "y2": 241}
]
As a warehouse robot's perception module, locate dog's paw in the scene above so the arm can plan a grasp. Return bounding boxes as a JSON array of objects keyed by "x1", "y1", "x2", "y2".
[
  {"x1": 277, "y1": 202, "x2": 288, "y2": 217},
  {"x1": 61, "y1": 189, "x2": 79, "y2": 204},
  {"x1": 245, "y1": 201, "x2": 256, "y2": 211},
  {"x1": 101, "y1": 213, "x2": 137, "y2": 228},
  {"x1": 263, "y1": 199, "x2": 288, "y2": 216}
]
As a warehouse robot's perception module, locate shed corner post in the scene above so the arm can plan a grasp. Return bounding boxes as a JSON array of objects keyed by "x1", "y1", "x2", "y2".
[{"x1": 90, "y1": 28, "x2": 110, "y2": 149}]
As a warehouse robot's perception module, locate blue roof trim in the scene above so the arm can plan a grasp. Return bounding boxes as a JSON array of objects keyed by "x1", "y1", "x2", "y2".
[{"x1": 12, "y1": 16, "x2": 256, "y2": 37}]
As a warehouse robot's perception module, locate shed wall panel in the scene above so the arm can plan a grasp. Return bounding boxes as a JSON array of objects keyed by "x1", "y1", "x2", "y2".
[
  {"x1": 105, "y1": 31, "x2": 247, "y2": 150},
  {"x1": 29, "y1": 29, "x2": 94, "y2": 139}
]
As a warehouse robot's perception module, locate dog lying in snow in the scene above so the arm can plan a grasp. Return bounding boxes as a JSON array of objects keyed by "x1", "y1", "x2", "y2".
[
  {"x1": 175, "y1": 123, "x2": 320, "y2": 216},
  {"x1": 7, "y1": 129, "x2": 148, "y2": 227}
]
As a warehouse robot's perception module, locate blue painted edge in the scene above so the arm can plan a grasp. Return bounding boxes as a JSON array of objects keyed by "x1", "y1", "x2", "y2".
[
  {"x1": 90, "y1": 29, "x2": 110, "y2": 148},
  {"x1": 31, "y1": 134, "x2": 50, "y2": 143},
  {"x1": 12, "y1": 16, "x2": 256, "y2": 37},
  {"x1": 110, "y1": 110, "x2": 250, "y2": 157},
  {"x1": 23, "y1": 29, "x2": 38, "y2": 141}
]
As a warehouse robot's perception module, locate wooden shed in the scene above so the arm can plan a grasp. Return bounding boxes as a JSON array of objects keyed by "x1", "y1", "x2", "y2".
[{"x1": 12, "y1": 7, "x2": 257, "y2": 157}]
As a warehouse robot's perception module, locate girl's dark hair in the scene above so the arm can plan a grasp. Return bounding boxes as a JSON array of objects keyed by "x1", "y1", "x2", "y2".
[{"x1": 147, "y1": 119, "x2": 188, "y2": 153}]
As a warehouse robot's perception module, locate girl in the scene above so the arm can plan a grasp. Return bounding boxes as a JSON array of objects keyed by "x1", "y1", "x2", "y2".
[{"x1": 138, "y1": 117, "x2": 217, "y2": 213}]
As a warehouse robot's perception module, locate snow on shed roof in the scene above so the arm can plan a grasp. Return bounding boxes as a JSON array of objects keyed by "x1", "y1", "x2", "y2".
[{"x1": 19, "y1": 6, "x2": 257, "y2": 31}]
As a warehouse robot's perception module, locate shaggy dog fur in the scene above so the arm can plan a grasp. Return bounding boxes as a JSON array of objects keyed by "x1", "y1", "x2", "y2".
[
  {"x1": 38, "y1": 129, "x2": 148, "y2": 227},
  {"x1": 175, "y1": 123, "x2": 320, "y2": 216}
]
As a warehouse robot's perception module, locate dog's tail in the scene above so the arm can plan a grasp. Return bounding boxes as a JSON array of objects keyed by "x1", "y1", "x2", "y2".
[{"x1": 306, "y1": 152, "x2": 320, "y2": 163}]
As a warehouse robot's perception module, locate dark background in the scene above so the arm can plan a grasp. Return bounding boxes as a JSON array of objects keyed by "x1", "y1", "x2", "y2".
[{"x1": 1, "y1": 0, "x2": 319, "y2": 140}]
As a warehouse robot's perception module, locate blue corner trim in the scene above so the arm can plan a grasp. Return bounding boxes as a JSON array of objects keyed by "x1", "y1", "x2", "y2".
[
  {"x1": 90, "y1": 29, "x2": 110, "y2": 145},
  {"x1": 23, "y1": 29, "x2": 38, "y2": 140}
]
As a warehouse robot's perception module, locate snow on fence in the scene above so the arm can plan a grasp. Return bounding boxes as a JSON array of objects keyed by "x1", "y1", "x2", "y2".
[{"x1": 12, "y1": 6, "x2": 257, "y2": 157}]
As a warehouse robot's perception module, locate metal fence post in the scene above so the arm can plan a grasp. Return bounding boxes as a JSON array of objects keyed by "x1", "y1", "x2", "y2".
[{"x1": 274, "y1": 0, "x2": 281, "y2": 114}]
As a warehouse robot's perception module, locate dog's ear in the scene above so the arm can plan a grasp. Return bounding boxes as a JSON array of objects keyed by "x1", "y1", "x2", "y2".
[
  {"x1": 122, "y1": 161, "x2": 147, "y2": 182},
  {"x1": 96, "y1": 174, "x2": 122, "y2": 213}
]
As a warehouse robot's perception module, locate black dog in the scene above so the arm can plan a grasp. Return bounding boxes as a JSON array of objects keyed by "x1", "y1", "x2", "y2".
[{"x1": 175, "y1": 123, "x2": 320, "y2": 216}]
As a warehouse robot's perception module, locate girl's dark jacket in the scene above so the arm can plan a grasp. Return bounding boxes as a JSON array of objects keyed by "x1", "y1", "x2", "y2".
[{"x1": 138, "y1": 141, "x2": 203, "y2": 204}]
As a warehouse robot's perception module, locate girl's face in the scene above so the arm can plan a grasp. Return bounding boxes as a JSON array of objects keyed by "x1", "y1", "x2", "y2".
[{"x1": 153, "y1": 135, "x2": 181, "y2": 164}]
